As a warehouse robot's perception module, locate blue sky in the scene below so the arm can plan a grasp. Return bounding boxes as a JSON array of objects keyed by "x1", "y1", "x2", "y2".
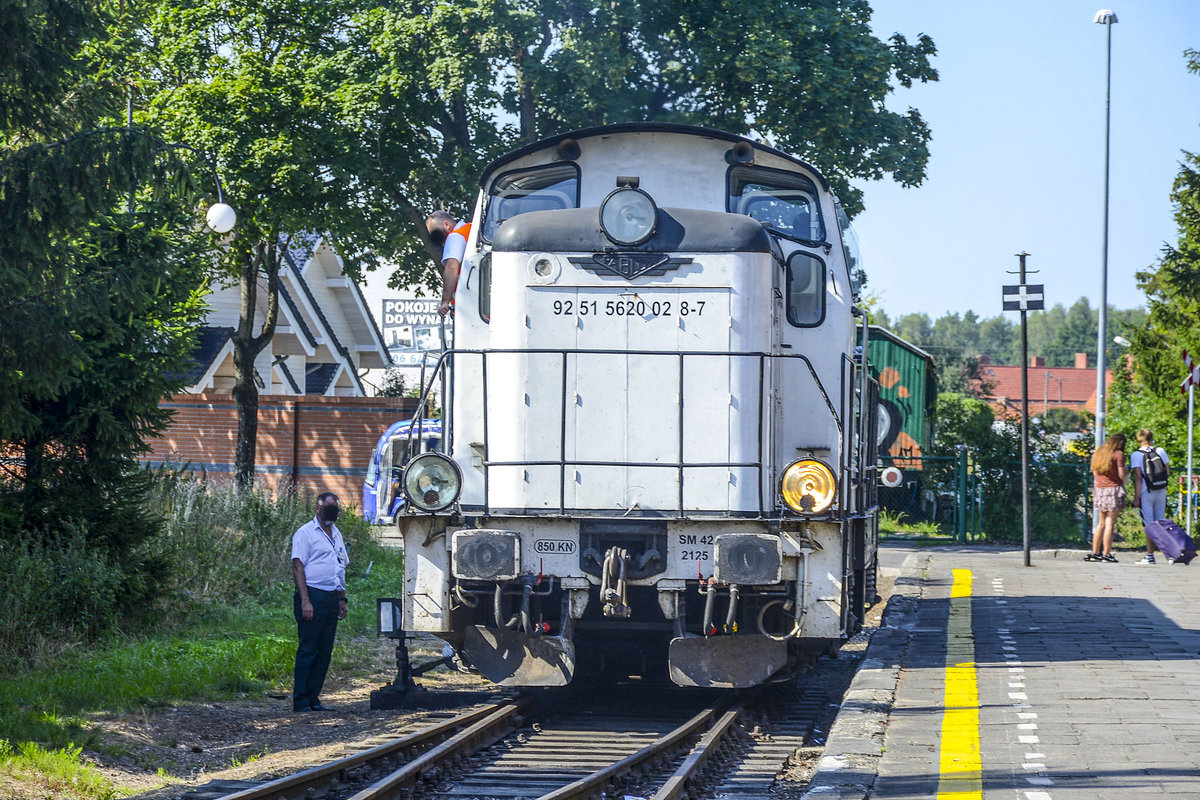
[{"x1": 855, "y1": 0, "x2": 1200, "y2": 321}]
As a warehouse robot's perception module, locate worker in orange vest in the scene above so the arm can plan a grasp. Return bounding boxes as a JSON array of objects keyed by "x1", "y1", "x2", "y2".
[{"x1": 426, "y1": 210, "x2": 472, "y2": 318}]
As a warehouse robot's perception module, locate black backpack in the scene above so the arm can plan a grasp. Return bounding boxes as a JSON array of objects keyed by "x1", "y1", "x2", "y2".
[{"x1": 1142, "y1": 447, "x2": 1169, "y2": 491}]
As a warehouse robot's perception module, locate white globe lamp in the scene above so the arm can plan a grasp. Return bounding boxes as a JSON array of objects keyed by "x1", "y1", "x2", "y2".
[{"x1": 205, "y1": 202, "x2": 237, "y2": 234}]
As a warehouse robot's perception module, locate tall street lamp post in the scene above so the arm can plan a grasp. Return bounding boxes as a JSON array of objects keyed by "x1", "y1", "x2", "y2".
[{"x1": 1094, "y1": 8, "x2": 1118, "y2": 448}]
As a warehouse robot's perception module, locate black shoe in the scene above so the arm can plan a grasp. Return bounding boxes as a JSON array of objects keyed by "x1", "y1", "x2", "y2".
[
  {"x1": 308, "y1": 702, "x2": 334, "y2": 712},
  {"x1": 294, "y1": 706, "x2": 315, "y2": 713},
  {"x1": 1084, "y1": 553, "x2": 1102, "y2": 562},
  {"x1": 1102, "y1": 554, "x2": 1118, "y2": 563}
]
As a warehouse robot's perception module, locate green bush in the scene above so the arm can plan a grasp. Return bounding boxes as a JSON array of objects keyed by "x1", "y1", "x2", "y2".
[
  {"x1": 0, "y1": 523, "x2": 125, "y2": 662},
  {"x1": 0, "y1": 464, "x2": 177, "y2": 662},
  {"x1": 931, "y1": 393, "x2": 1091, "y2": 544}
]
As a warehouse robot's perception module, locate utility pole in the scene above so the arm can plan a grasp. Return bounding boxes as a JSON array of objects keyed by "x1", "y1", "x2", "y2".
[{"x1": 1003, "y1": 255, "x2": 1044, "y2": 567}]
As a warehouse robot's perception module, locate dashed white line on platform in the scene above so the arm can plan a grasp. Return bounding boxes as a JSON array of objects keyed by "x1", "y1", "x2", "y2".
[{"x1": 992, "y1": 577, "x2": 1053, "y2": 799}]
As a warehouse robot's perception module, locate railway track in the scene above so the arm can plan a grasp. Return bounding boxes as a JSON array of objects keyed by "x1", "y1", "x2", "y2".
[
  {"x1": 208, "y1": 671, "x2": 840, "y2": 800},
  {"x1": 211, "y1": 698, "x2": 528, "y2": 800},
  {"x1": 430, "y1": 692, "x2": 739, "y2": 800}
]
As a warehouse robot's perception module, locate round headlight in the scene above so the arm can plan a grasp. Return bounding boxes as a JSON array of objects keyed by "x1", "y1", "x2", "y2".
[
  {"x1": 781, "y1": 458, "x2": 837, "y2": 514},
  {"x1": 599, "y1": 187, "x2": 657, "y2": 247},
  {"x1": 403, "y1": 452, "x2": 463, "y2": 513}
]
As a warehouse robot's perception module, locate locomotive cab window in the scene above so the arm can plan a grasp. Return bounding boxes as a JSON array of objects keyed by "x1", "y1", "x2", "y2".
[
  {"x1": 477, "y1": 250, "x2": 492, "y2": 322},
  {"x1": 728, "y1": 166, "x2": 825, "y2": 245},
  {"x1": 836, "y1": 202, "x2": 863, "y2": 297},
  {"x1": 786, "y1": 252, "x2": 825, "y2": 327},
  {"x1": 482, "y1": 163, "x2": 580, "y2": 242}
]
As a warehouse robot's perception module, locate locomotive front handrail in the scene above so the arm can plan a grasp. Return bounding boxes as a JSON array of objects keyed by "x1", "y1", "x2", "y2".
[
  {"x1": 412, "y1": 347, "x2": 854, "y2": 522},
  {"x1": 412, "y1": 345, "x2": 844, "y2": 520},
  {"x1": 411, "y1": 345, "x2": 848, "y2": 520}
]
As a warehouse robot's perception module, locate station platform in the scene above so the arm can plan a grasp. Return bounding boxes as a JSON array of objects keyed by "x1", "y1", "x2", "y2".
[{"x1": 804, "y1": 541, "x2": 1200, "y2": 799}]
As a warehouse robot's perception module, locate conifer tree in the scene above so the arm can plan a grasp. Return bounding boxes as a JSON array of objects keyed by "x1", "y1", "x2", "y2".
[{"x1": 1, "y1": 0, "x2": 212, "y2": 628}]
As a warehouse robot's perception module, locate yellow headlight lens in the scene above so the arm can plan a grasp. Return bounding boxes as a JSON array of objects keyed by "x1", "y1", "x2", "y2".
[{"x1": 781, "y1": 459, "x2": 836, "y2": 513}]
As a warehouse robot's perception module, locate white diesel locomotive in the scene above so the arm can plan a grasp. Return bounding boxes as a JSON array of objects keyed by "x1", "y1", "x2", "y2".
[{"x1": 395, "y1": 124, "x2": 880, "y2": 688}]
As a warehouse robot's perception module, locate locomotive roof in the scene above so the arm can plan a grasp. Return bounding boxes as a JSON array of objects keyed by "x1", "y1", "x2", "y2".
[{"x1": 479, "y1": 122, "x2": 832, "y2": 192}]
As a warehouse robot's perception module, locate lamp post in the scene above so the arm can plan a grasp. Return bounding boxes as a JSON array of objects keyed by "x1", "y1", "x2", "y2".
[{"x1": 1093, "y1": 8, "x2": 1118, "y2": 448}]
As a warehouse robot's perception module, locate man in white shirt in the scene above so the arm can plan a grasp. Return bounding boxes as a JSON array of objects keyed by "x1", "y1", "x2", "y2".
[
  {"x1": 426, "y1": 210, "x2": 471, "y2": 318},
  {"x1": 291, "y1": 492, "x2": 348, "y2": 711},
  {"x1": 1132, "y1": 429, "x2": 1170, "y2": 565}
]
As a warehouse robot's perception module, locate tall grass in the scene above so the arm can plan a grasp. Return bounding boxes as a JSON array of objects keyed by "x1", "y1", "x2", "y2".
[
  {"x1": 1, "y1": 472, "x2": 403, "y2": 799},
  {"x1": 142, "y1": 471, "x2": 315, "y2": 611}
]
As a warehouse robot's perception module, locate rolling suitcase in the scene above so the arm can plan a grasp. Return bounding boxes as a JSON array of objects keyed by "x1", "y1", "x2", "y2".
[{"x1": 1145, "y1": 519, "x2": 1197, "y2": 565}]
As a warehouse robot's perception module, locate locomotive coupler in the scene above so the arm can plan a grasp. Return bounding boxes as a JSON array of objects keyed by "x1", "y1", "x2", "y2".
[{"x1": 600, "y1": 546, "x2": 631, "y2": 617}]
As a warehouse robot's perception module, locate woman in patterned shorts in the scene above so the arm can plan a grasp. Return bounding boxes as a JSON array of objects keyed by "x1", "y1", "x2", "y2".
[{"x1": 1086, "y1": 433, "x2": 1128, "y2": 563}]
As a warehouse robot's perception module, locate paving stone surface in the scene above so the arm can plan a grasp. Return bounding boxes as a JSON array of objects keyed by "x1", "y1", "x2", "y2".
[{"x1": 803, "y1": 542, "x2": 1200, "y2": 799}]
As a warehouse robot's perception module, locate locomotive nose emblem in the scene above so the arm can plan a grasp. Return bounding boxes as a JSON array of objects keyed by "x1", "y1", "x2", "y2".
[{"x1": 570, "y1": 253, "x2": 692, "y2": 280}]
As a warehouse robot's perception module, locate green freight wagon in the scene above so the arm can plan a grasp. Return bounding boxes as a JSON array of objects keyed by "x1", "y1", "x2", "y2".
[{"x1": 862, "y1": 326, "x2": 937, "y2": 517}]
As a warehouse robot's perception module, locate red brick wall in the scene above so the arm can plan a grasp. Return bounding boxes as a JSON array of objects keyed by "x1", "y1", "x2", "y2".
[{"x1": 144, "y1": 393, "x2": 420, "y2": 507}]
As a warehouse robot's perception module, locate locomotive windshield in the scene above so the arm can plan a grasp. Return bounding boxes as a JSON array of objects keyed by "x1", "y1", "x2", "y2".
[
  {"x1": 728, "y1": 166, "x2": 825, "y2": 245},
  {"x1": 836, "y1": 202, "x2": 864, "y2": 296},
  {"x1": 481, "y1": 163, "x2": 580, "y2": 242}
]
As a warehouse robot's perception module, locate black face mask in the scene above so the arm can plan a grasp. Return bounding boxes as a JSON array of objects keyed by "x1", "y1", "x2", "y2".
[
  {"x1": 320, "y1": 505, "x2": 340, "y2": 524},
  {"x1": 429, "y1": 227, "x2": 447, "y2": 247}
]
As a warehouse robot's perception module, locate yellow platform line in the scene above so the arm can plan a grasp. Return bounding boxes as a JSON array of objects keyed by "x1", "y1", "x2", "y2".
[{"x1": 936, "y1": 568, "x2": 981, "y2": 800}]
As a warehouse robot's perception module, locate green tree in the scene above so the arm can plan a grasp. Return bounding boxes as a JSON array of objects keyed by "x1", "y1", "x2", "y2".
[
  {"x1": 892, "y1": 312, "x2": 933, "y2": 345},
  {"x1": 137, "y1": 0, "x2": 939, "y2": 485},
  {"x1": 135, "y1": 0, "x2": 438, "y2": 485},
  {"x1": 930, "y1": 311, "x2": 981, "y2": 358},
  {"x1": 1026, "y1": 303, "x2": 1066, "y2": 364},
  {"x1": 495, "y1": 0, "x2": 937, "y2": 215},
  {"x1": 978, "y1": 315, "x2": 1016, "y2": 365},
  {"x1": 1108, "y1": 50, "x2": 1200, "y2": 473},
  {"x1": 885, "y1": 311, "x2": 984, "y2": 395},
  {"x1": 1042, "y1": 407, "x2": 1085, "y2": 435},
  {"x1": 1051, "y1": 297, "x2": 1096, "y2": 367},
  {"x1": 1, "y1": 0, "x2": 212, "y2": 636}
]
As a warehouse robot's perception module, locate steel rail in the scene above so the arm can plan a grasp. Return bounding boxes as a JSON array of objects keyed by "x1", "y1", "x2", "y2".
[
  {"x1": 217, "y1": 701, "x2": 513, "y2": 800},
  {"x1": 537, "y1": 700, "x2": 738, "y2": 800},
  {"x1": 345, "y1": 700, "x2": 529, "y2": 800},
  {"x1": 651, "y1": 706, "x2": 742, "y2": 800}
]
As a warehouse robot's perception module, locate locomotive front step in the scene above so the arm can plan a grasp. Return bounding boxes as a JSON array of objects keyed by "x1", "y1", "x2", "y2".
[
  {"x1": 462, "y1": 625, "x2": 576, "y2": 686},
  {"x1": 667, "y1": 635, "x2": 789, "y2": 688}
]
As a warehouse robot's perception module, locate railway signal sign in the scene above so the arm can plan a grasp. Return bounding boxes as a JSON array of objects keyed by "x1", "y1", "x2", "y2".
[
  {"x1": 1002, "y1": 284, "x2": 1045, "y2": 311},
  {"x1": 1181, "y1": 350, "x2": 1199, "y2": 394}
]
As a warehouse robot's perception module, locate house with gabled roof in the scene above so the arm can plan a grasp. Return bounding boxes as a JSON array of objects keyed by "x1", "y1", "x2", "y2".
[
  {"x1": 147, "y1": 237, "x2": 408, "y2": 498},
  {"x1": 974, "y1": 352, "x2": 1111, "y2": 421},
  {"x1": 186, "y1": 236, "x2": 390, "y2": 395}
]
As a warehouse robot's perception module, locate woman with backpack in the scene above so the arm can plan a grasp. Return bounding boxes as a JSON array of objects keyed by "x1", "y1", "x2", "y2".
[
  {"x1": 1086, "y1": 433, "x2": 1128, "y2": 562},
  {"x1": 1132, "y1": 428, "x2": 1171, "y2": 564}
]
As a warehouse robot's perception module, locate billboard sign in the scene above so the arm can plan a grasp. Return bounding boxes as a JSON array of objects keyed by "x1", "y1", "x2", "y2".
[{"x1": 382, "y1": 298, "x2": 451, "y2": 366}]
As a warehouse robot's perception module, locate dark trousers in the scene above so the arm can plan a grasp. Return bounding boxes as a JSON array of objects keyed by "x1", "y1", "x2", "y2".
[{"x1": 293, "y1": 587, "x2": 339, "y2": 711}]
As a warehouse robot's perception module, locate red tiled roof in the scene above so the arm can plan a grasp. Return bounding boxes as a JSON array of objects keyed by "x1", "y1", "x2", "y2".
[{"x1": 974, "y1": 363, "x2": 1112, "y2": 417}]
